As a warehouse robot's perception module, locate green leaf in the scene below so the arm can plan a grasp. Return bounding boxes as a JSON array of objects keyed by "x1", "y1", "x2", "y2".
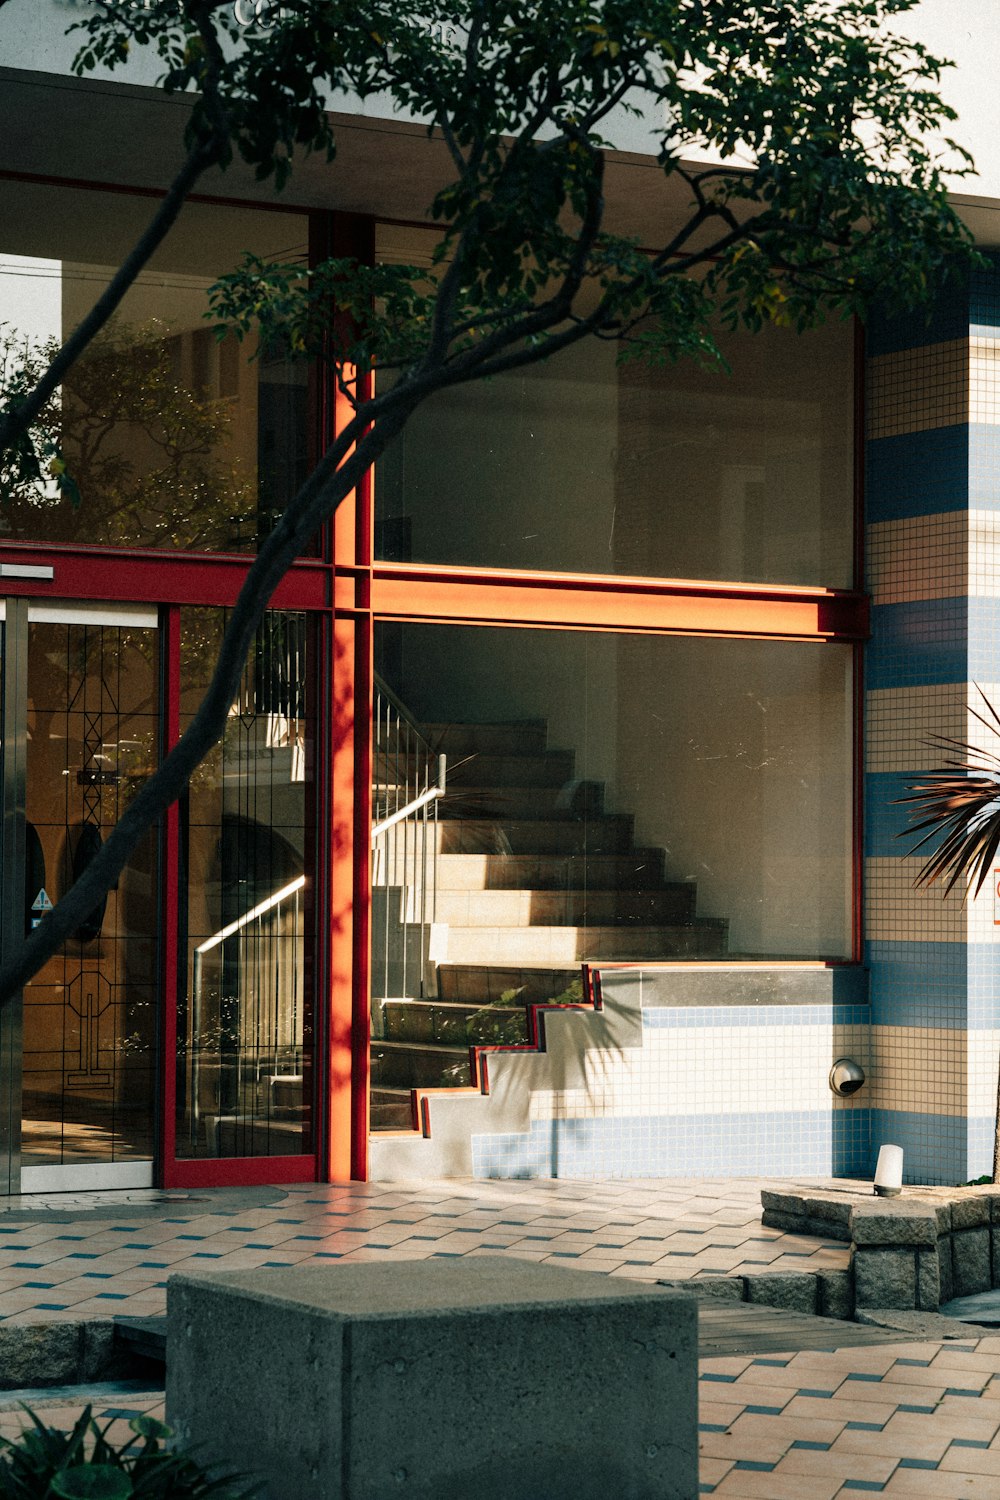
[
  {"x1": 51, "y1": 1466, "x2": 132, "y2": 1500},
  {"x1": 128, "y1": 1415, "x2": 172, "y2": 1442}
]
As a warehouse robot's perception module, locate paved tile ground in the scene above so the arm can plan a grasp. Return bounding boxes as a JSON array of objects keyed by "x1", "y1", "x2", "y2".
[
  {"x1": 0, "y1": 1176, "x2": 996, "y2": 1497},
  {"x1": 0, "y1": 1175, "x2": 850, "y2": 1323}
]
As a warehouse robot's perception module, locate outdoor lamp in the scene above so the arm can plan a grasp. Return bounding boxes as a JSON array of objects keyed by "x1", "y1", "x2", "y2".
[
  {"x1": 874, "y1": 1144, "x2": 904, "y2": 1197},
  {"x1": 829, "y1": 1058, "x2": 866, "y2": 1096}
]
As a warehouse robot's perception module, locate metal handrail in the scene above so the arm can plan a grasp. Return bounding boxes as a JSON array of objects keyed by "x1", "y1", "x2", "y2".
[
  {"x1": 370, "y1": 680, "x2": 447, "y2": 1014},
  {"x1": 371, "y1": 757, "x2": 446, "y2": 842},
  {"x1": 373, "y1": 671, "x2": 436, "y2": 755}
]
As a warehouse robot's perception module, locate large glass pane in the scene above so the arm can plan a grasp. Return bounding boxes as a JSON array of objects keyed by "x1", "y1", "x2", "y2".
[
  {"x1": 370, "y1": 622, "x2": 852, "y2": 1127},
  {"x1": 374, "y1": 223, "x2": 854, "y2": 587},
  {"x1": 0, "y1": 181, "x2": 310, "y2": 552},
  {"x1": 22, "y1": 614, "x2": 159, "y2": 1170},
  {"x1": 177, "y1": 610, "x2": 313, "y2": 1159}
]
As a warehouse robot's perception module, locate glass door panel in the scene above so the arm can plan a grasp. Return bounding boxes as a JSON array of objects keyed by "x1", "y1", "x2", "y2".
[
  {"x1": 20, "y1": 606, "x2": 159, "y2": 1191},
  {"x1": 176, "y1": 609, "x2": 314, "y2": 1161}
]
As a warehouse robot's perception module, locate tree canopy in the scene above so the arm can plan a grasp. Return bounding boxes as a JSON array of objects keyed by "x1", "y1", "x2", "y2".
[{"x1": 0, "y1": 0, "x2": 979, "y2": 1001}]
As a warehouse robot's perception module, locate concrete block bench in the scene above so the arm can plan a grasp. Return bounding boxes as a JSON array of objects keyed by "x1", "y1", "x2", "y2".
[{"x1": 166, "y1": 1256, "x2": 698, "y2": 1500}]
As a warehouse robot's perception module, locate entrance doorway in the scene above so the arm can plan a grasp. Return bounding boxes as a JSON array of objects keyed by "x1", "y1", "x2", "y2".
[{"x1": 1, "y1": 600, "x2": 159, "y2": 1193}]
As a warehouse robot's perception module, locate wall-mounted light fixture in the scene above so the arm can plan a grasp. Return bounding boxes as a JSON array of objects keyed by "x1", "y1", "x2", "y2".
[{"x1": 829, "y1": 1058, "x2": 866, "y2": 1097}]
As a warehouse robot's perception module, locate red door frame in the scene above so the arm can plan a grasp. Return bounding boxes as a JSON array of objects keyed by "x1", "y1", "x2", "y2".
[{"x1": 0, "y1": 174, "x2": 337, "y2": 1188}]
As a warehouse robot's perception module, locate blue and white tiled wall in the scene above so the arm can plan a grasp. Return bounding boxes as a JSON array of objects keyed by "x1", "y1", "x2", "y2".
[
  {"x1": 369, "y1": 967, "x2": 872, "y2": 1181},
  {"x1": 865, "y1": 261, "x2": 1000, "y2": 1183},
  {"x1": 472, "y1": 989, "x2": 871, "y2": 1179}
]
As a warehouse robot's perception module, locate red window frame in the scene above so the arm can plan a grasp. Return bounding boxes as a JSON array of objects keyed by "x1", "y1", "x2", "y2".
[
  {"x1": 0, "y1": 176, "x2": 867, "y2": 1186},
  {"x1": 339, "y1": 222, "x2": 868, "y2": 1180}
]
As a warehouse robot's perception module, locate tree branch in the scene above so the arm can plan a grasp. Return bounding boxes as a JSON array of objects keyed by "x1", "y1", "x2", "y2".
[{"x1": 0, "y1": 1, "x2": 231, "y2": 458}]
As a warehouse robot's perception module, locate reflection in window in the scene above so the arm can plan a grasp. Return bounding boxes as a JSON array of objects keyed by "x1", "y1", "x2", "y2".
[
  {"x1": 374, "y1": 223, "x2": 854, "y2": 587},
  {"x1": 177, "y1": 610, "x2": 313, "y2": 1159},
  {"x1": 22, "y1": 617, "x2": 160, "y2": 1168},
  {"x1": 0, "y1": 182, "x2": 310, "y2": 552}
]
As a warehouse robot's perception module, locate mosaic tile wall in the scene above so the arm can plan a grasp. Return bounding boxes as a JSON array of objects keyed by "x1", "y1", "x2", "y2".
[
  {"x1": 865, "y1": 258, "x2": 1000, "y2": 1184},
  {"x1": 472, "y1": 996, "x2": 871, "y2": 1180},
  {"x1": 369, "y1": 969, "x2": 871, "y2": 1181}
]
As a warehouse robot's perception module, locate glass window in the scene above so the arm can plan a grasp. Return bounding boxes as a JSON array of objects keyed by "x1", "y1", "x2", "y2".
[
  {"x1": 369, "y1": 622, "x2": 853, "y2": 1127},
  {"x1": 0, "y1": 181, "x2": 310, "y2": 552},
  {"x1": 176, "y1": 609, "x2": 314, "y2": 1159},
  {"x1": 374, "y1": 224, "x2": 855, "y2": 587}
]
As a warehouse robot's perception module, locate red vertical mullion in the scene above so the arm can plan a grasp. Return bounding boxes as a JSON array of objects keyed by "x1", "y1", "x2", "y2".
[
  {"x1": 321, "y1": 212, "x2": 376, "y2": 1182},
  {"x1": 350, "y1": 615, "x2": 373, "y2": 1178},
  {"x1": 327, "y1": 614, "x2": 358, "y2": 1180},
  {"x1": 158, "y1": 604, "x2": 181, "y2": 1186}
]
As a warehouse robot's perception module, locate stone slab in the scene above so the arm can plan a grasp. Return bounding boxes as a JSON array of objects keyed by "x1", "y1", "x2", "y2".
[
  {"x1": 940, "y1": 1288, "x2": 1000, "y2": 1324},
  {"x1": 743, "y1": 1273, "x2": 817, "y2": 1314},
  {"x1": 166, "y1": 1257, "x2": 698, "y2": 1500},
  {"x1": 853, "y1": 1247, "x2": 916, "y2": 1310},
  {"x1": 0, "y1": 1320, "x2": 116, "y2": 1390},
  {"x1": 657, "y1": 1276, "x2": 743, "y2": 1302},
  {"x1": 952, "y1": 1227, "x2": 992, "y2": 1298},
  {"x1": 854, "y1": 1308, "x2": 982, "y2": 1339},
  {"x1": 817, "y1": 1269, "x2": 854, "y2": 1321},
  {"x1": 850, "y1": 1203, "x2": 938, "y2": 1247}
]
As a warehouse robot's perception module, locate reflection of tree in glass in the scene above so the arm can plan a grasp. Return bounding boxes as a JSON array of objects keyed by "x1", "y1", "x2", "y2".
[
  {"x1": 28, "y1": 624, "x2": 160, "y2": 821},
  {"x1": 0, "y1": 320, "x2": 254, "y2": 550}
]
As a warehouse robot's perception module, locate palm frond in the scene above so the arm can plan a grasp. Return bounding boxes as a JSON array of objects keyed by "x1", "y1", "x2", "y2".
[{"x1": 896, "y1": 687, "x2": 1000, "y2": 898}]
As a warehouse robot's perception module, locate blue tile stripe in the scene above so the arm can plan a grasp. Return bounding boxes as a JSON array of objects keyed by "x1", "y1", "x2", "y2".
[
  {"x1": 866, "y1": 284, "x2": 970, "y2": 356},
  {"x1": 866, "y1": 599, "x2": 968, "y2": 690},
  {"x1": 869, "y1": 1108, "x2": 971, "y2": 1186},
  {"x1": 473, "y1": 1110, "x2": 870, "y2": 1180},
  {"x1": 642, "y1": 1005, "x2": 868, "y2": 1030},
  {"x1": 866, "y1": 427, "x2": 968, "y2": 522},
  {"x1": 970, "y1": 426, "x2": 1000, "y2": 508},
  {"x1": 865, "y1": 941, "x2": 967, "y2": 1029}
]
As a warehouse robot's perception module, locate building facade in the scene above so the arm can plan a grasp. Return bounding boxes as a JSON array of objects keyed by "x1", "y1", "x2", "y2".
[{"x1": 0, "y1": 0, "x2": 998, "y2": 1194}]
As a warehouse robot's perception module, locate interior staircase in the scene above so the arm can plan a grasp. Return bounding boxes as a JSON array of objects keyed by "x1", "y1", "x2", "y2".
[{"x1": 370, "y1": 717, "x2": 728, "y2": 1131}]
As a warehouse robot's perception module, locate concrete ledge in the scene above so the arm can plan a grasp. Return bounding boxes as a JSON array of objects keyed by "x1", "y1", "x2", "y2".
[
  {"x1": 854, "y1": 1308, "x2": 976, "y2": 1340},
  {"x1": 0, "y1": 1320, "x2": 118, "y2": 1390},
  {"x1": 658, "y1": 1269, "x2": 854, "y2": 1321},
  {"x1": 762, "y1": 1186, "x2": 1000, "y2": 1317},
  {"x1": 166, "y1": 1257, "x2": 698, "y2": 1500},
  {"x1": 638, "y1": 964, "x2": 868, "y2": 1008}
]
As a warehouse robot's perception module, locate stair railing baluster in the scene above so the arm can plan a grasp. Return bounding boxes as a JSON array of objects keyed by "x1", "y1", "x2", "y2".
[{"x1": 370, "y1": 677, "x2": 446, "y2": 1047}]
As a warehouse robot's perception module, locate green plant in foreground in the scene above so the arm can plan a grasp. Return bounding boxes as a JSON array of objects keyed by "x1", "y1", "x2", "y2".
[{"x1": 0, "y1": 1407, "x2": 260, "y2": 1499}]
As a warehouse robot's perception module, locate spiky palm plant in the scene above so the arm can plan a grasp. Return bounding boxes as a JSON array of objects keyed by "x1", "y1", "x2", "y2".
[
  {"x1": 896, "y1": 689, "x2": 1000, "y2": 897},
  {"x1": 897, "y1": 689, "x2": 1000, "y2": 1182}
]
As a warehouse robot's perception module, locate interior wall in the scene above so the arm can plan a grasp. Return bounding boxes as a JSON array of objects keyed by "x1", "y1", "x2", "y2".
[
  {"x1": 386, "y1": 623, "x2": 854, "y2": 958},
  {"x1": 613, "y1": 635, "x2": 853, "y2": 956}
]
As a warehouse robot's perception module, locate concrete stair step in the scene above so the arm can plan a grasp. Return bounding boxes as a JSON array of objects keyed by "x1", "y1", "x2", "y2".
[
  {"x1": 438, "y1": 784, "x2": 605, "y2": 820},
  {"x1": 421, "y1": 721, "x2": 549, "y2": 755},
  {"x1": 370, "y1": 1040, "x2": 473, "y2": 1091},
  {"x1": 375, "y1": 998, "x2": 530, "y2": 1047},
  {"x1": 433, "y1": 852, "x2": 669, "y2": 891},
  {"x1": 393, "y1": 751, "x2": 576, "y2": 788},
  {"x1": 114, "y1": 1316, "x2": 166, "y2": 1367},
  {"x1": 441, "y1": 921, "x2": 727, "y2": 965},
  {"x1": 437, "y1": 967, "x2": 583, "y2": 1003},
  {"x1": 437, "y1": 816, "x2": 634, "y2": 855},
  {"x1": 431, "y1": 886, "x2": 695, "y2": 927},
  {"x1": 371, "y1": 1088, "x2": 418, "y2": 1132}
]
